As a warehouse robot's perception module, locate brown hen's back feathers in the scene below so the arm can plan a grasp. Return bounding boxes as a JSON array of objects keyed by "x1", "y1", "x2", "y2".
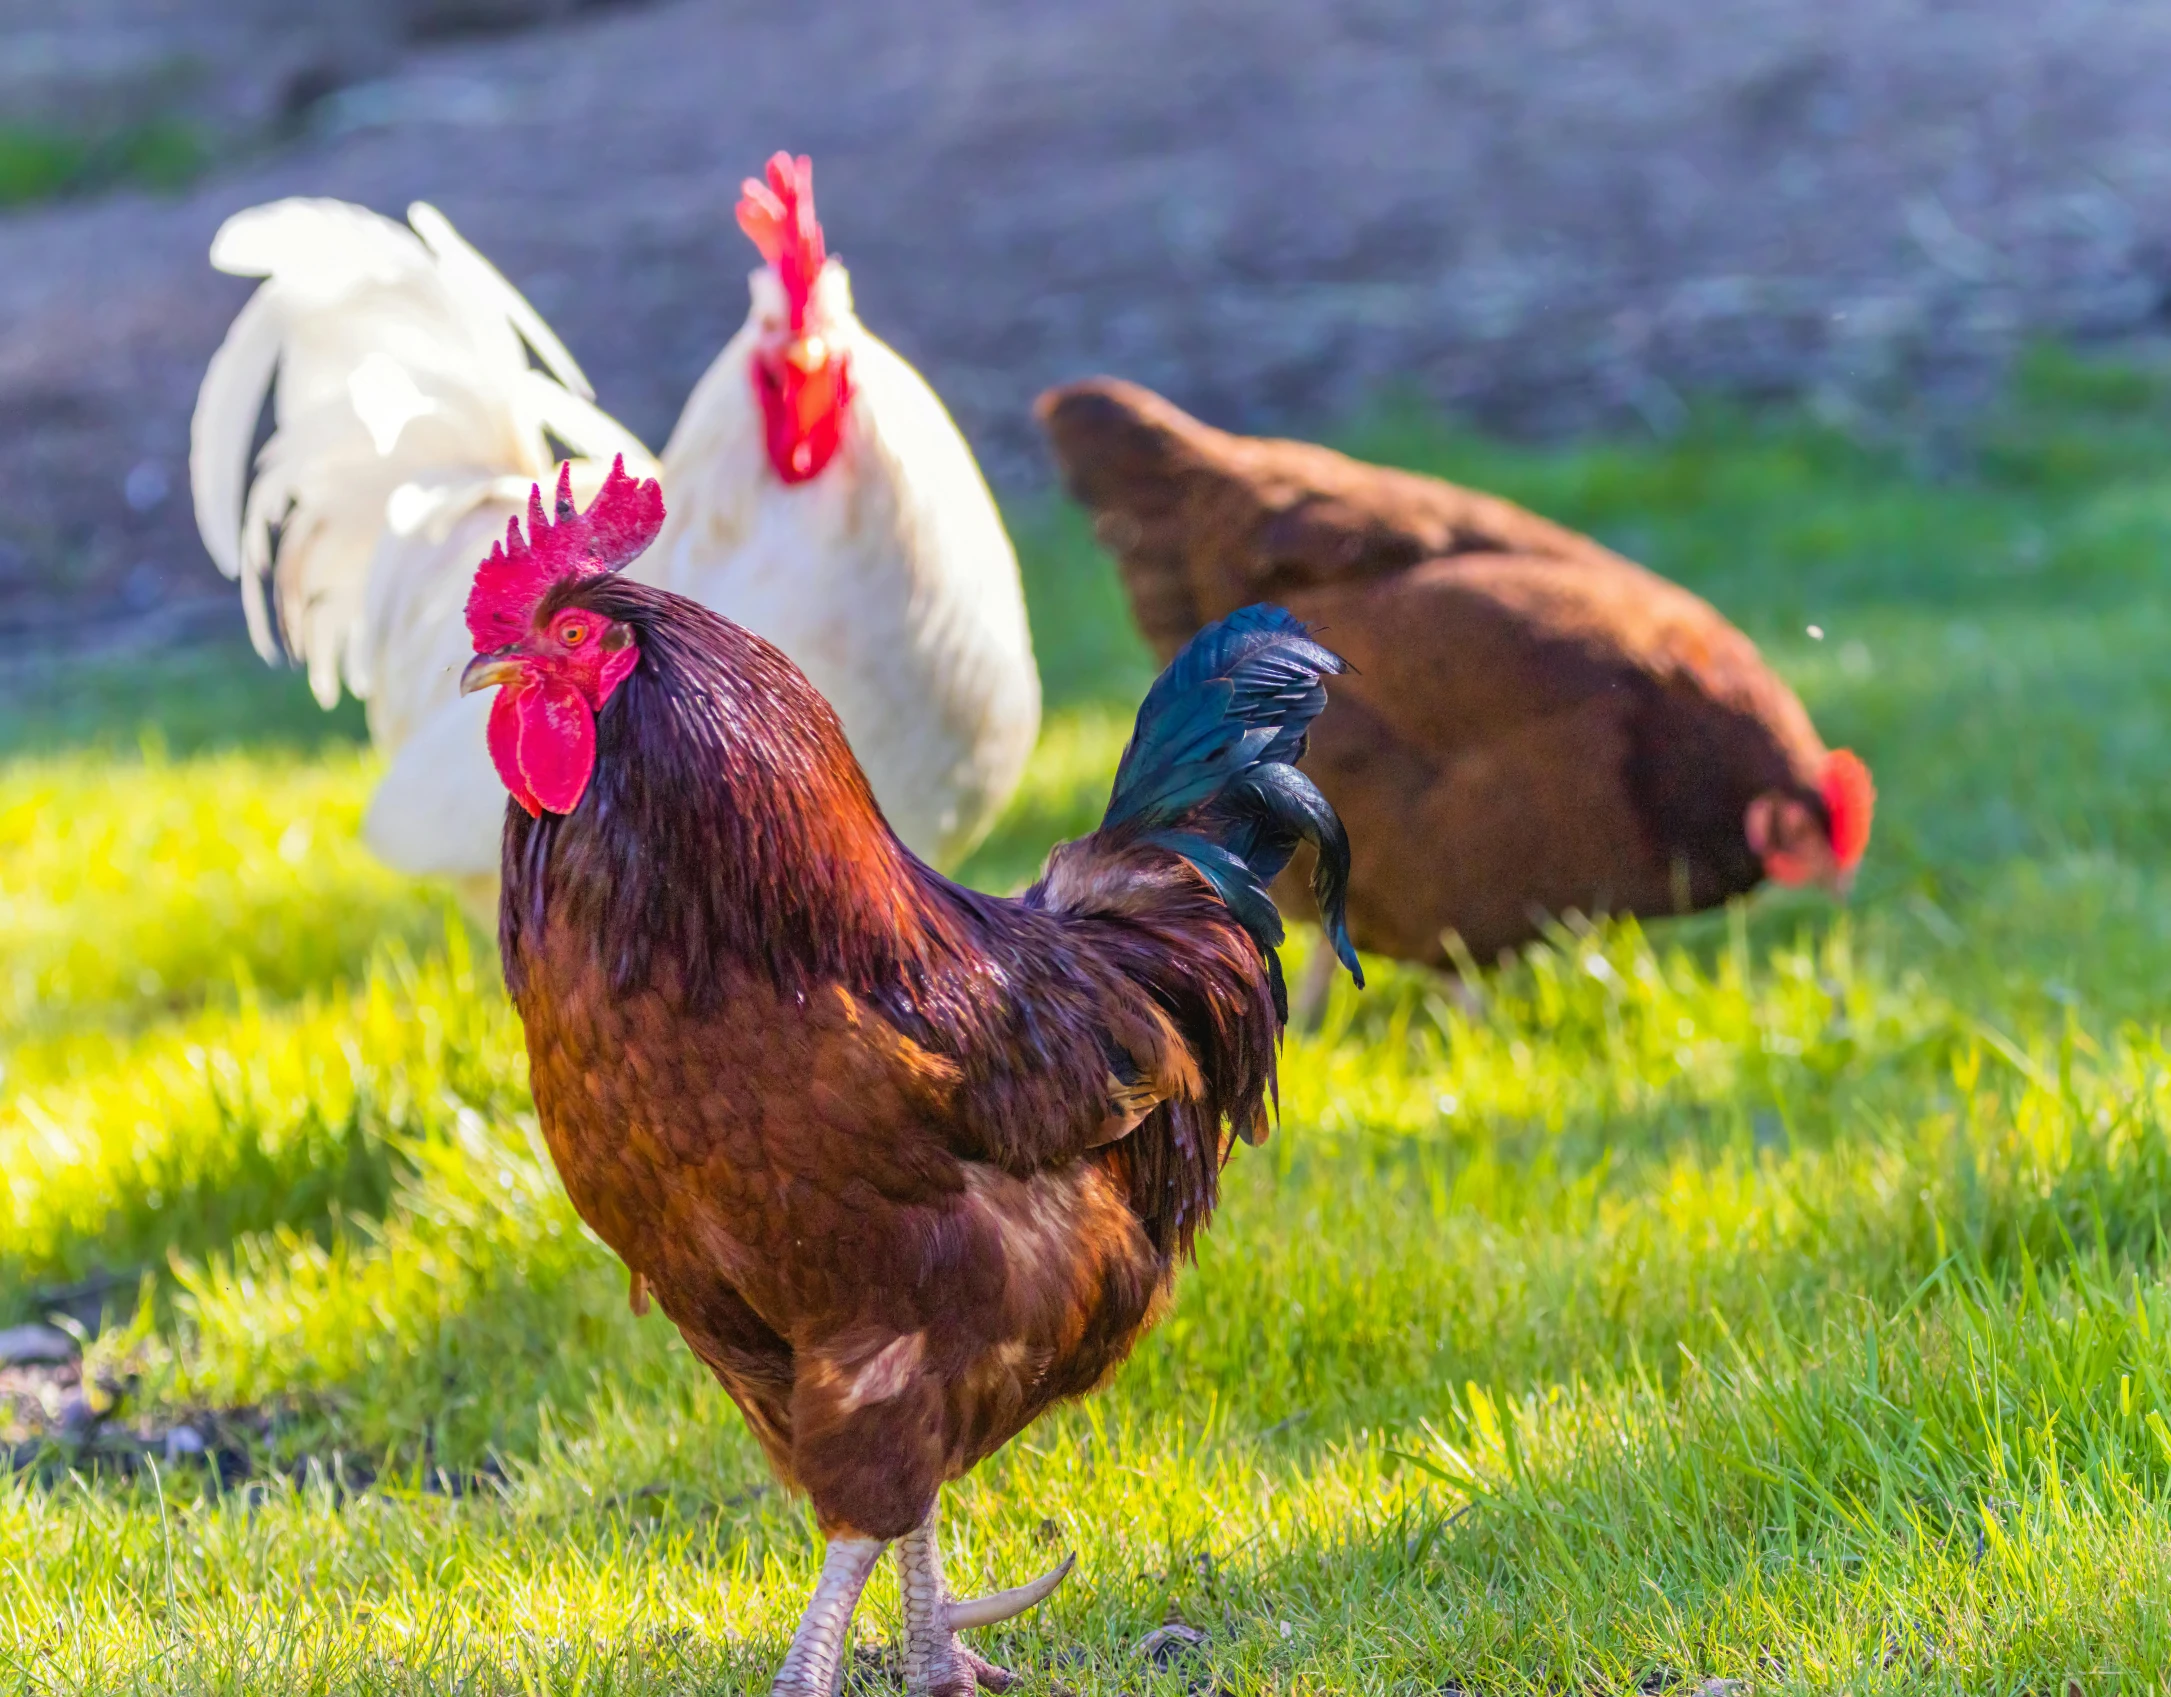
[
  {"x1": 499, "y1": 578, "x2": 1330, "y2": 1545},
  {"x1": 1037, "y1": 376, "x2": 1839, "y2": 967}
]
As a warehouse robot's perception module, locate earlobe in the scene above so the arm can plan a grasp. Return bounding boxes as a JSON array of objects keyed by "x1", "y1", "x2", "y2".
[
  {"x1": 1746, "y1": 791, "x2": 1827, "y2": 888},
  {"x1": 596, "y1": 638, "x2": 639, "y2": 705},
  {"x1": 1743, "y1": 794, "x2": 1776, "y2": 858}
]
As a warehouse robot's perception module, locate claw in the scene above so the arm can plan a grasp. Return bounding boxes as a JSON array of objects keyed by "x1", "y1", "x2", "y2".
[{"x1": 945, "y1": 1552, "x2": 1076, "y2": 1631}]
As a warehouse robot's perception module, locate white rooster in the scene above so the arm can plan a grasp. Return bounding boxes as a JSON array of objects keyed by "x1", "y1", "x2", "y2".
[{"x1": 191, "y1": 154, "x2": 1041, "y2": 918}]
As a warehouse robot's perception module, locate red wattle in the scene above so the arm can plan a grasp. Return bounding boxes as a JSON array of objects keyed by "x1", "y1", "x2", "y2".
[
  {"x1": 515, "y1": 677, "x2": 598, "y2": 814},
  {"x1": 754, "y1": 352, "x2": 852, "y2": 485},
  {"x1": 487, "y1": 686, "x2": 541, "y2": 817},
  {"x1": 487, "y1": 677, "x2": 598, "y2": 816}
]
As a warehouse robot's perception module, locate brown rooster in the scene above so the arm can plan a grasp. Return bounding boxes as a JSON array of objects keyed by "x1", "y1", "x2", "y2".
[
  {"x1": 1037, "y1": 377, "x2": 1875, "y2": 1008},
  {"x1": 457, "y1": 459, "x2": 1360, "y2": 1696}
]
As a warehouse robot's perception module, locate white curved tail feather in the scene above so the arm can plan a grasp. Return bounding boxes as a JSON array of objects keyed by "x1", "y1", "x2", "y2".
[{"x1": 188, "y1": 197, "x2": 655, "y2": 712}]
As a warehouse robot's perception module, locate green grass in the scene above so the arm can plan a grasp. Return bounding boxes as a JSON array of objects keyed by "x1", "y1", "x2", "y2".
[
  {"x1": 0, "y1": 119, "x2": 210, "y2": 208},
  {"x1": 15, "y1": 344, "x2": 2171, "y2": 1690}
]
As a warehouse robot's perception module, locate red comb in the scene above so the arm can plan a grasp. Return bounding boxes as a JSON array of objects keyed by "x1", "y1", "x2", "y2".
[
  {"x1": 1821, "y1": 749, "x2": 1875, "y2": 870},
  {"x1": 736, "y1": 152, "x2": 827, "y2": 331},
  {"x1": 465, "y1": 456, "x2": 665, "y2": 652}
]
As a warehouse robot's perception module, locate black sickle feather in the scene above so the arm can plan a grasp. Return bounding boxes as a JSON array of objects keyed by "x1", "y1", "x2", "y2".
[{"x1": 1097, "y1": 604, "x2": 1363, "y2": 1009}]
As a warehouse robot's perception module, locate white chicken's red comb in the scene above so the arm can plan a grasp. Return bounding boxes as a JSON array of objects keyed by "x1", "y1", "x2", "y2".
[
  {"x1": 737, "y1": 152, "x2": 827, "y2": 331},
  {"x1": 465, "y1": 457, "x2": 665, "y2": 652}
]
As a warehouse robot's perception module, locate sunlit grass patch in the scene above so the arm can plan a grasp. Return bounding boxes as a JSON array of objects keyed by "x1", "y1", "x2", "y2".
[
  {"x1": 0, "y1": 118, "x2": 210, "y2": 208},
  {"x1": 0, "y1": 743, "x2": 436, "y2": 1043},
  {"x1": 17, "y1": 349, "x2": 2171, "y2": 1689}
]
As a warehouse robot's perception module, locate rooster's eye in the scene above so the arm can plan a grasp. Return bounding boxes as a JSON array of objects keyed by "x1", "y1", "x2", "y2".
[{"x1": 560, "y1": 623, "x2": 586, "y2": 647}]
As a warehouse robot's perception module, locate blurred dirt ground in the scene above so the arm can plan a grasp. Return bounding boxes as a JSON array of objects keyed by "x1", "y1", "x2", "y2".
[{"x1": 5, "y1": 0, "x2": 2171, "y2": 654}]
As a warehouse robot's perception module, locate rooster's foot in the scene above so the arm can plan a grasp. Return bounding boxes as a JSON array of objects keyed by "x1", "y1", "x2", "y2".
[
  {"x1": 770, "y1": 1535, "x2": 885, "y2": 1697},
  {"x1": 895, "y1": 1509, "x2": 1075, "y2": 1697}
]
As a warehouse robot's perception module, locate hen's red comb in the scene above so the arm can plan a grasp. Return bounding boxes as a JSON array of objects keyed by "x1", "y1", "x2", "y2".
[
  {"x1": 465, "y1": 456, "x2": 665, "y2": 652},
  {"x1": 1821, "y1": 749, "x2": 1876, "y2": 870},
  {"x1": 736, "y1": 152, "x2": 827, "y2": 331}
]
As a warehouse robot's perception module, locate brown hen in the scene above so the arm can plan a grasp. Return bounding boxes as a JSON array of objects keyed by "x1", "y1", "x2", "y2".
[{"x1": 1037, "y1": 377, "x2": 1875, "y2": 1001}]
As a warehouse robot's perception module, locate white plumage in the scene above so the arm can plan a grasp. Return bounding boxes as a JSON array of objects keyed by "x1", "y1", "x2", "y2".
[{"x1": 191, "y1": 187, "x2": 1040, "y2": 918}]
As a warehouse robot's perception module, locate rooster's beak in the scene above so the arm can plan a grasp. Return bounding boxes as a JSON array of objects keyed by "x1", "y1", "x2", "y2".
[{"x1": 461, "y1": 650, "x2": 524, "y2": 696}]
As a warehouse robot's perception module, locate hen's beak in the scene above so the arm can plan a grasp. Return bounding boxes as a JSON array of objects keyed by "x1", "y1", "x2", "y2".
[{"x1": 460, "y1": 650, "x2": 524, "y2": 696}]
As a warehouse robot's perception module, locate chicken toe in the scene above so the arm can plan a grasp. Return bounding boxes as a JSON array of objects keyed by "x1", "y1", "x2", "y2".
[
  {"x1": 896, "y1": 1510, "x2": 1074, "y2": 1696},
  {"x1": 771, "y1": 1535, "x2": 886, "y2": 1697}
]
